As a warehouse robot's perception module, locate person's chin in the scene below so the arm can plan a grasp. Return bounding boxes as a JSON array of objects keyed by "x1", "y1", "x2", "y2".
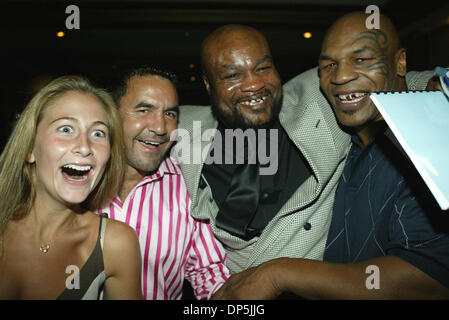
[
  {"x1": 338, "y1": 115, "x2": 370, "y2": 129},
  {"x1": 236, "y1": 105, "x2": 274, "y2": 128},
  {"x1": 142, "y1": 156, "x2": 165, "y2": 173},
  {"x1": 59, "y1": 191, "x2": 90, "y2": 206},
  {"x1": 247, "y1": 119, "x2": 273, "y2": 130},
  {"x1": 212, "y1": 104, "x2": 275, "y2": 130}
]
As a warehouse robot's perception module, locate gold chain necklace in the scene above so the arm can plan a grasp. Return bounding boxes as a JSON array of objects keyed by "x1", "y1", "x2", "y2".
[
  {"x1": 35, "y1": 213, "x2": 78, "y2": 254},
  {"x1": 39, "y1": 243, "x2": 50, "y2": 253}
]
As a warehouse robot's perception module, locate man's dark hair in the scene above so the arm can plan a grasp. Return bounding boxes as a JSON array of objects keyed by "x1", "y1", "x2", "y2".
[{"x1": 112, "y1": 66, "x2": 178, "y2": 106}]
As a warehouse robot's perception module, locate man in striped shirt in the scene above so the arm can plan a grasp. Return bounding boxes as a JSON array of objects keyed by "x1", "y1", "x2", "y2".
[{"x1": 98, "y1": 67, "x2": 229, "y2": 300}]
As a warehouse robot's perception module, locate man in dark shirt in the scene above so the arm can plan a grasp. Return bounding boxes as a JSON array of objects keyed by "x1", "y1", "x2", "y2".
[
  {"x1": 213, "y1": 12, "x2": 449, "y2": 299},
  {"x1": 324, "y1": 124, "x2": 449, "y2": 287},
  {"x1": 320, "y1": 12, "x2": 449, "y2": 292}
]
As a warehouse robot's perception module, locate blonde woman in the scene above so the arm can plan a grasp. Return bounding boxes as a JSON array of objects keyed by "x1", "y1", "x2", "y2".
[{"x1": 0, "y1": 76, "x2": 142, "y2": 299}]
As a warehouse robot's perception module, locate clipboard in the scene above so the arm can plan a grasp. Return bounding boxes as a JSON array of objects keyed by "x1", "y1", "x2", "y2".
[{"x1": 370, "y1": 91, "x2": 449, "y2": 210}]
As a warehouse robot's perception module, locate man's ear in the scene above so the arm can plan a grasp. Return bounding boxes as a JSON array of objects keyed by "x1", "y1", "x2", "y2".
[
  {"x1": 202, "y1": 74, "x2": 211, "y2": 95},
  {"x1": 395, "y1": 48, "x2": 407, "y2": 77}
]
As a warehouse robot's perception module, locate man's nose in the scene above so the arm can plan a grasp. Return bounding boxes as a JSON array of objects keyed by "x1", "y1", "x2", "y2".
[
  {"x1": 240, "y1": 72, "x2": 265, "y2": 92},
  {"x1": 331, "y1": 62, "x2": 358, "y2": 85},
  {"x1": 147, "y1": 113, "x2": 167, "y2": 136}
]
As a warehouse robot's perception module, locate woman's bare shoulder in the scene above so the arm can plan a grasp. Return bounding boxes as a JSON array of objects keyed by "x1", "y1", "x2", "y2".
[{"x1": 101, "y1": 218, "x2": 140, "y2": 258}]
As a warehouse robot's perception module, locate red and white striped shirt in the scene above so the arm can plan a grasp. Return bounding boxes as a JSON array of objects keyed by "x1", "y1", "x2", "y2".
[{"x1": 98, "y1": 157, "x2": 229, "y2": 300}]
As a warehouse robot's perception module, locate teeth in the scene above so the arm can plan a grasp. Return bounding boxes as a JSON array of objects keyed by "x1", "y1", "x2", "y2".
[
  {"x1": 240, "y1": 96, "x2": 267, "y2": 106},
  {"x1": 143, "y1": 141, "x2": 160, "y2": 146},
  {"x1": 63, "y1": 164, "x2": 91, "y2": 172},
  {"x1": 67, "y1": 175, "x2": 88, "y2": 181},
  {"x1": 338, "y1": 92, "x2": 367, "y2": 103}
]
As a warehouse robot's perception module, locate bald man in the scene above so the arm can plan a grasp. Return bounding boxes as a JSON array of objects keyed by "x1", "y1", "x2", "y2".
[
  {"x1": 200, "y1": 25, "x2": 283, "y2": 130},
  {"x1": 177, "y1": 24, "x2": 352, "y2": 276},
  {"x1": 210, "y1": 14, "x2": 449, "y2": 299}
]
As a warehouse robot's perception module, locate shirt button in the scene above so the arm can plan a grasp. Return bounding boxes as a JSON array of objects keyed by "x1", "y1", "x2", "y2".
[
  {"x1": 304, "y1": 222, "x2": 312, "y2": 231},
  {"x1": 262, "y1": 192, "x2": 269, "y2": 199}
]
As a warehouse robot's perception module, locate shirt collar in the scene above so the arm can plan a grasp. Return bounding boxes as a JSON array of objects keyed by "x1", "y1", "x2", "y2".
[
  {"x1": 139, "y1": 156, "x2": 181, "y2": 185},
  {"x1": 110, "y1": 157, "x2": 181, "y2": 206},
  {"x1": 350, "y1": 122, "x2": 389, "y2": 149}
]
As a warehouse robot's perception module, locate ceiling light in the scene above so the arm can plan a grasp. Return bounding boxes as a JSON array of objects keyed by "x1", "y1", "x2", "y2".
[{"x1": 303, "y1": 32, "x2": 312, "y2": 39}]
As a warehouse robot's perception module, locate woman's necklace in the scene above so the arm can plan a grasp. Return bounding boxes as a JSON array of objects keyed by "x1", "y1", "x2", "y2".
[
  {"x1": 39, "y1": 243, "x2": 50, "y2": 253},
  {"x1": 34, "y1": 210, "x2": 79, "y2": 254}
]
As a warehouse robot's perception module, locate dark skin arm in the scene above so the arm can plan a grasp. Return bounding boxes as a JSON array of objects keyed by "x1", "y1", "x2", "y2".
[
  {"x1": 212, "y1": 256, "x2": 449, "y2": 300},
  {"x1": 426, "y1": 74, "x2": 444, "y2": 91}
]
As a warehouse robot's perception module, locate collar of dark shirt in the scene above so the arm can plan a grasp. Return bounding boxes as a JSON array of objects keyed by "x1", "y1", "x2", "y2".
[{"x1": 351, "y1": 121, "x2": 389, "y2": 149}]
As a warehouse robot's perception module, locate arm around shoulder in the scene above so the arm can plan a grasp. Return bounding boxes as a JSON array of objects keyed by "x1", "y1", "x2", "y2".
[{"x1": 102, "y1": 219, "x2": 143, "y2": 300}]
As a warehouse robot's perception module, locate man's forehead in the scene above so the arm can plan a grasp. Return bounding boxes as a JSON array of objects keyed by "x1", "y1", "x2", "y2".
[
  {"x1": 120, "y1": 75, "x2": 177, "y2": 106},
  {"x1": 323, "y1": 27, "x2": 384, "y2": 50},
  {"x1": 128, "y1": 76, "x2": 174, "y2": 96},
  {"x1": 210, "y1": 41, "x2": 271, "y2": 65},
  {"x1": 128, "y1": 74, "x2": 169, "y2": 89}
]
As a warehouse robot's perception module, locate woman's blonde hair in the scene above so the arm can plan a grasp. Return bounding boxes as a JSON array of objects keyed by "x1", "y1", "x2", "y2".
[{"x1": 0, "y1": 75, "x2": 125, "y2": 238}]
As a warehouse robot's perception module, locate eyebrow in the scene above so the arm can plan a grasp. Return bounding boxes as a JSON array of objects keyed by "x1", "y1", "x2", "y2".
[
  {"x1": 352, "y1": 46, "x2": 377, "y2": 54},
  {"x1": 135, "y1": 102, "x2": 179, "y2": 113},
  {"x1": 255, "y1": 55, "x2": 273, "y2": 65},
  {"x1": 318, "y1": 46, "x2": 377, "y2": 61},
  {"x1": 135, "y1": 101, "x2": 155, "y2": 109},
  {"x1": 50, "y1": 116, "x2": 108, "y2": 128},
  {"x1": 318, "y1": 55, "x2": 332, "y2": 61},
  {"x1": 166, "y1": 105, "x2": 180, "y2": 114}
]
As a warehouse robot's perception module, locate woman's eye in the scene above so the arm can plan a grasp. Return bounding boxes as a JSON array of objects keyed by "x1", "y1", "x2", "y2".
[
  {"x1": 92, "y1": 130, "x2": 106, "y2": 138},
  {"x1": 58, "y1": 125, "x2": 73, "y2": 133}
]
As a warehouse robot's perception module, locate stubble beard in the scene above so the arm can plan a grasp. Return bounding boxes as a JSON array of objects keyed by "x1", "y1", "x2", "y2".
[
  {"x1": 210, "y1": 92, "x2": 283, "y2": 130},
  {"x1": 127, "y1": 141, "x2": 165, "y2": 176}
]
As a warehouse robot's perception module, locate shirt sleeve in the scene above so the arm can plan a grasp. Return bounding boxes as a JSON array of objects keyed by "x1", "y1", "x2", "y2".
[
  {"x1": 184, "y1": 219, "x2": 230, "y2": 300},
  {"x1": 387, "y1": 176, "x2": 449, "y2": 288}
]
